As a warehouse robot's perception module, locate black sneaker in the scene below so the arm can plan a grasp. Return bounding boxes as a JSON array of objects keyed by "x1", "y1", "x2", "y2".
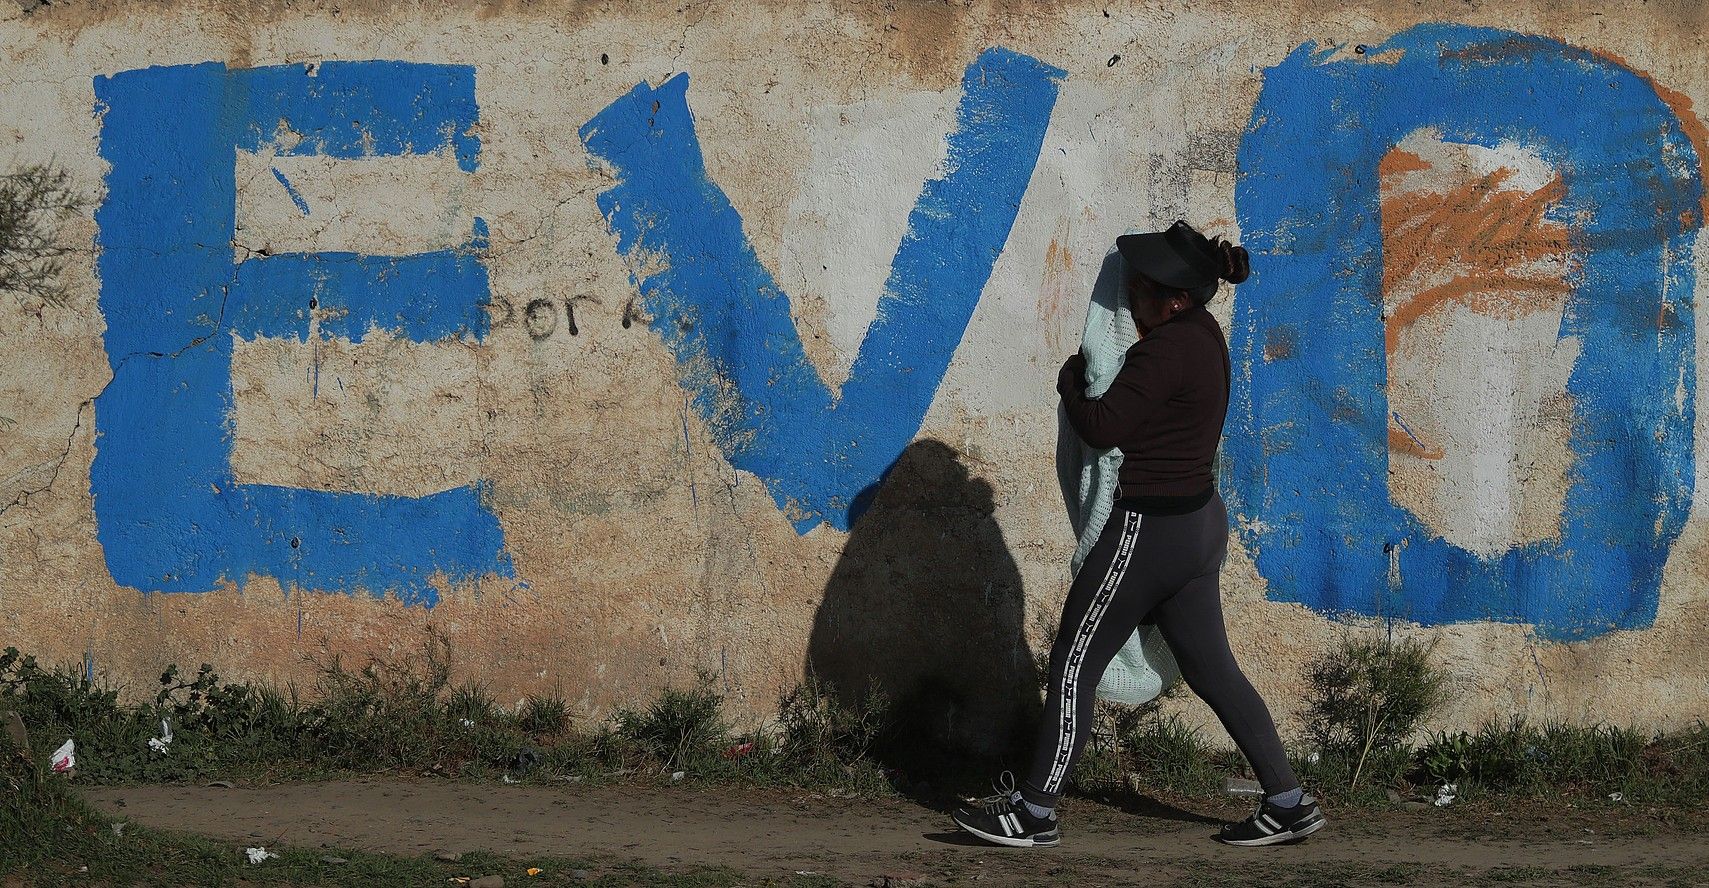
[
  {"x1": 1216, "y1": 796, "x2": 1328, "y2": 846},
  {"x1": 950, "y1": 773, "x2": 1060, "y2": 848}
]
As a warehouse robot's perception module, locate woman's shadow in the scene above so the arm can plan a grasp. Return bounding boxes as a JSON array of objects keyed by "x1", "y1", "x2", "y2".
[{"x1": 806, "y1": 439, "x2": 1039, "y2": 793}]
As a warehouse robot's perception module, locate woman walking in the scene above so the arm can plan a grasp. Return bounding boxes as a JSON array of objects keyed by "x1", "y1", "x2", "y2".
[{"x1": 951, "y1": 221, "x2": 1325, "y2": 848}]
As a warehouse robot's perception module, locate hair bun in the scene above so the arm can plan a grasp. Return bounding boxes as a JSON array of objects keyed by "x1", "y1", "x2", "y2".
[{"x1": 1214, "y1": 240, "x2": 1250, "y2": 284}]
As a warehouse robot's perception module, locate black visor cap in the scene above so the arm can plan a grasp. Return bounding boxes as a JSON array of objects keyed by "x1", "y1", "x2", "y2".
[{"x1": 1115, "y1": 221, "x2": 1223, "y2": 290}]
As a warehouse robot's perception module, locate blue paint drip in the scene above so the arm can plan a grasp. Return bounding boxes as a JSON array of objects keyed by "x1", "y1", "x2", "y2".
[
  {"x1": 580, "y1": 47, "x2": 1064, "y2": 532},
  {"x1": 271, "y1": 167, "x2": 311, "y2": 215},
  {"x1": 1228, "y1": 25, "x2": 1701, "y2": 639},
  {"x1": 92, "y1": 61, "x2": 510, "y2": 605}
]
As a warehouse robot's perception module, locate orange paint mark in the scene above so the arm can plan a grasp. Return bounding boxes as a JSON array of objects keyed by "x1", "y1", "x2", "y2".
[
  {"x1": 1380, "y1": 143, "x2": 1576, "y2": 461},
  {"x1": 1385, "y1": 273, "x2": 1573, "y2": 353},
  {"x1": 1378, "y1": 149, "x2": 1431, "y2": 177},
  {"x1": 1379, "y1": 157, "x2": 1573, "y2": 355},
  {"x1": 1591, "y1": 49, "x2": 1709, "y2": 222},
  {"x1": 1038, "y1": 223, "x2": 1077, "y2": 353},
  {"x1": 1044, "y1": 238, "x2": 1065, "y2": 268},
  {"x1": 1388, "y1": 426, "x2": 1444, "y2": 461}
]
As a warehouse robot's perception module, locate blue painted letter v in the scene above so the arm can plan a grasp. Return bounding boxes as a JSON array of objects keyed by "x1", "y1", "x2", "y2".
[{"x1": 580, "y1": 47, "x2": 1064, "y2": 533}]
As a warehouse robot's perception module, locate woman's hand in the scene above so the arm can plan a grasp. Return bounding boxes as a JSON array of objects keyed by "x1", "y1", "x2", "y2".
[{"x1": 1057, "y1": 351, "x2": 1089, "y2": 395}]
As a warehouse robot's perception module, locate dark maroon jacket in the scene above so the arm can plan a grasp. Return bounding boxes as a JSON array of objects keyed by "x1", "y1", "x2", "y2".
[{"x1": 1056, "y1": 305, "x2": 1231, "y2": 511}]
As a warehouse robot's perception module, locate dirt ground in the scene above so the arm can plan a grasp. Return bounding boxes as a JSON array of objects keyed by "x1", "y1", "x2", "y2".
[{"x1": 78, "y1": 780, "x2": 1709, "y2": 886}]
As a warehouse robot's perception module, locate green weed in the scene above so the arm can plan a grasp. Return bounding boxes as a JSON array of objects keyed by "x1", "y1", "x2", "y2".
[
  {"x1": 1416, "y1": 719, "x2": 1707, "y2": 803},
  {"x1": 1303, "y1": 635, "x2": 1448, "y2": 789},
  {"x1": 520, "y1": 694, "x2": 572, "y2": 735},
  {"x1": 1119, "y1": 710, "x2": 1227, "y2": 796},
  {"x1": 772, "y1": 672, "x2": 888, "y2": 780},
  {"x1": 611, "y1": 671, "x2": 729, "y2": 772}
]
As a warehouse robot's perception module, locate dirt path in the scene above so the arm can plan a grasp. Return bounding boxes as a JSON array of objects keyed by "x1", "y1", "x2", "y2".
[{"x1": 82, "y1": 780, "x2": 1709, "y2": 886}]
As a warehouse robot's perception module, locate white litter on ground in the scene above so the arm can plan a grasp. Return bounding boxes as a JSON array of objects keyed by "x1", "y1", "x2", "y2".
[
  {"x1": 148, "y1": 719, "x2": 173, "y2": 753},
  {"x1": 49, "y1": 738, "x2": 75, "y2": 774}
]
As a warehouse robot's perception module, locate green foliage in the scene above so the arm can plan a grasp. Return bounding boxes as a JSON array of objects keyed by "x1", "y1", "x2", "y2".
[
  {"x1": 1, "y1": 724, "x2": 81, "y2": 870},
  {"x1": 612, "y1": 671, "x2": 729, "y2": 771},
  {"x1": 1415, "y1": 719, "x2": 1707, "y2": 803},
  {"x1": 1303, "y1": 635, "x2": 1449, "y2": 787},
  {"x1": 0, "y1": 639, "x2": 895, "y2": 795},
  {"x1": 301, "y1": 636, "x2": 461, "y2": 769},
  {"x1": 1079, "y1": 700, "x2": 1253, "y2": 799},
  {"x1": 1, "y1": 646, "x2": 126, "y2": 752},
  {"x1": 1293, "y1": 741, "x2": 1416, "y2": 805},
  {"x1": 301, "y1": 635, "x2": 534, "y2": 773},
  {"x1": 1069, "y1": 743, "x2": 1124, "y2": 795},
  {"x1": 1420, "y1": 728, "x2": 1477, "y2": 786},
  {"x1": 519, "y1": 694, "x2": 571, "y2": 735},
  {"x1": 772, "y1": 673, "x2": 888, "y2": 780},
  {"x1": 0, "y1": 647, "x2": 306, "y2": 781},
  {"x1": 446, "y1": 681, "x2": 501, "y2": 725},
  {"x1": 0, "y1": 161, "x2": 86, "y2": 307},
  {"x1": 1120, "y1": 711, "x2": 1228, "y2": 796},
  {"x1": 7, "y1": 635, "x2": 1708, "y2": 811},
  {"x1": 155, "y1": 663, "x2": 304, "y2": 763},
  {"x1": 1094, "y1": 636, "x2": 1709, "y2": 808}
]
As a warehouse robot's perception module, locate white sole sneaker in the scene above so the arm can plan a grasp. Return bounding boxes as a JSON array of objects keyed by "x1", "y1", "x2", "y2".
[
  {"x1": 1217, "y1": 811, "x2": 1329, "y2": 846},
  {"x1": 950, "y1": 813, "x2": 1061, "y2": 848}
]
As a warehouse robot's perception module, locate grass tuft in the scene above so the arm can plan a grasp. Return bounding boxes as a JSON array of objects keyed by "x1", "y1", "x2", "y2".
[
  {"x1": 612, "y1": 670, "x2": 729, "y2": 772},
  {"x1": 1417, "y1": 718, "x2": 1709, "y2": 803},
  {"x1": 520, "y1": 694, "x2": 571, "y2": 736},
  {"x1": 772, "y1": 673, "x2": 888, "y2": 778},
  {"x1": 1303, "y1": 635, "x2": 1449, "y2": 790}
]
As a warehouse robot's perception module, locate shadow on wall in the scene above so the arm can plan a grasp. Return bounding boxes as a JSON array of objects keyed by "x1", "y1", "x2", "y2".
[{"x1": 806, "y1": 439, "x2": 1039, "y2": 781}]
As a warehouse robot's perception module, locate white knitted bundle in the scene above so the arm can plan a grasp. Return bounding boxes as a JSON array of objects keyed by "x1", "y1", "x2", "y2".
[{"x1": 1055, "y1": 239, "x2": 1182, "y2": 705}]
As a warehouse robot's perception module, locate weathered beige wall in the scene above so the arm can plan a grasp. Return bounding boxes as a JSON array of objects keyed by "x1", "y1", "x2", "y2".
[{"x1": 2, "y1": 1, "x2": 1707, "y2": 750}]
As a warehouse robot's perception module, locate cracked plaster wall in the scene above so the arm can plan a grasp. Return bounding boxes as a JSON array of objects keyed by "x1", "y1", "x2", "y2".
[{"x1": 1, "y1": 1, "x2": 1707, "y2": 741}]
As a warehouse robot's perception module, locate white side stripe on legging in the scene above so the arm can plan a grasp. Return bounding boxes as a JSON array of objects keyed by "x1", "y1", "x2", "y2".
[{"x1": 1043, "y1": 509, "x2": 1143, "y2": 795}]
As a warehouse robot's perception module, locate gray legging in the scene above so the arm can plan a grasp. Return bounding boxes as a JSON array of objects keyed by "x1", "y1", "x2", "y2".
[{"x1": 1021, "y1": 492, "x2": 1298, "y2": 806}]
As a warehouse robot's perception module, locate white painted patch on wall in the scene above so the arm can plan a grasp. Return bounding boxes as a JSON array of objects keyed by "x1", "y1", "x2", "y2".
[
  {"x1": 1463, "y1": 140, "x2": 1556, "y2": 193},
  {"x1": 1382, "y1": 131, "x2": 1580, "y2": 560},
  {"x1": 1391, "y1": 305, "x2": 1581, "y2": 557},
  {"x1": 234, "y1": 150, "x2": 477, "y2": 257},
  {"x1": 777, "y1": 90, "x2": 957, "y2": 392}
]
